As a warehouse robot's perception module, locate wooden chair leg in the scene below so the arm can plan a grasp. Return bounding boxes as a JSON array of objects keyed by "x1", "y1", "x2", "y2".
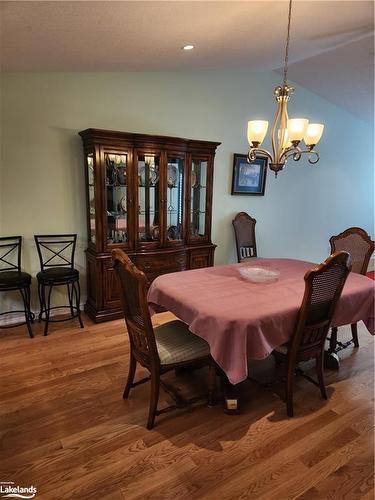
[
  {"x1": 329, "y1": 327, "x2": 338, "y2": 352},
  {"x1": 123, "y1": 353, "x2": 137, "y2": 399},
  {"x1": 147, "y1": 372, "x2": 160, "y2": 430},
  {"x1": 316, "y1": 354, "x2": 327, "y2": 400},
  {"x1": 351, "y1": 323, "x2": 359, "y2": 347},
  {"x1": 207, "y1": 362, "x2": 216, "y2": 406},
  {"x1": 286, "y1": 364, "x2": 295, "y2": 417}
]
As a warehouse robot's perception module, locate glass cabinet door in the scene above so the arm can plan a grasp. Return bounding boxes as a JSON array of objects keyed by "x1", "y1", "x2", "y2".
[
  {"x1": 166, "y1": 156, "x2": 184, "y2": 243},
  {"x1": 105, "y1": 152, "x2": 129, "y2": 246},
  {"x1": 137, "y1": 154, "x2": 160, "y2": 243},
  {"x1": 190, "y1": 159, "x2": 208, "y2": 239},
  {"x1": 87, "y1": 153, "x2": 97, "y2": 244}
]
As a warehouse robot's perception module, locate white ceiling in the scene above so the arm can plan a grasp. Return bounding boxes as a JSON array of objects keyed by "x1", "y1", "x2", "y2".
[{"x1": 0, "y1": 1, "x2": 374, "y2": 121}]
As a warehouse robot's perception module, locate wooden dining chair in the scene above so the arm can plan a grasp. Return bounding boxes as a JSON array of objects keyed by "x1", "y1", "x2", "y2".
[
  {"x1": 112, "y1": 248, "x2": 215, "y2": 429},
  {"x1": 232, "y1": 212, "x2": 257, "y2": 263},
  {"x1": 272, "y1": 251, "x2": 351, "y2": 417},
  {"x1": 329, "y1": 227, "x2": 374, "y2": 351}
]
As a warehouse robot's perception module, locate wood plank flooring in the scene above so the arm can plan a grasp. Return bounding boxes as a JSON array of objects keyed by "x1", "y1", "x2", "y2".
[{"x1": 0, "y1": 313, "x2": 373, "y2": 499}]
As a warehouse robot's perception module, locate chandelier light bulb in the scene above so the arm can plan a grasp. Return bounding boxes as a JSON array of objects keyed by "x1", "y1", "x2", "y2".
[
  {"x1": 287, "y1": 118, "x2": 309, "y2": 142},
  {"x1": 247, "y1": 120, "x2": 269, "y2": 145},
  {"x1": 304, "y1": 123, "x2": 324, "y2": 147}
]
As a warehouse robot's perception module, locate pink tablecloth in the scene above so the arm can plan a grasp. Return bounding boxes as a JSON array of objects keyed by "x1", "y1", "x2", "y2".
[{"x1": 147, "y1": 258, "x2": 375, "y2": 384}]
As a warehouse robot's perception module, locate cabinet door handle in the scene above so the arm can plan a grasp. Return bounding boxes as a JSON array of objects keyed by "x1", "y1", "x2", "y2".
[{"x1": 143, "y1": 263, "x2": 152, "y2": 272}]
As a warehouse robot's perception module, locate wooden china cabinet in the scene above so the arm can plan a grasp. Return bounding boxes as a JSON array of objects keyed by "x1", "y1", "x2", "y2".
[{"x1": 79, "y1": 128, "x2": 221, "y2": 322}]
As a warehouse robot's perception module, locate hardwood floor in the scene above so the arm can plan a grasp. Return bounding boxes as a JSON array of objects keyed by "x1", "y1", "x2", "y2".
[{"x1": 0, "y1": 313, "x2": 373, "y2": 499}]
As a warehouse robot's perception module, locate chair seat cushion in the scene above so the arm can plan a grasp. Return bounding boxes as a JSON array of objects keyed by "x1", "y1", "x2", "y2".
[
  {"x1": 0, "y1": 271, "x2": 31, "y2": 288},
  {"x1": 37, "y1": 267, "x2": 79, "y2": 283},
  {"x1": 273, "y1": 343, "x2": 289, "y2": 355},
  {"x1": 155, "y1": 320, "x2": 210, "y2": 365}
]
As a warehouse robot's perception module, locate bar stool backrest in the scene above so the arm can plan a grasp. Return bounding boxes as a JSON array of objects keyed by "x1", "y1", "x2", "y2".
[
  {"x1": 34, "y1": 234, "x2": 77, "y2": 271},
  {"x1": 0, "y1": 236, "x2": 22, "y2": 273}
]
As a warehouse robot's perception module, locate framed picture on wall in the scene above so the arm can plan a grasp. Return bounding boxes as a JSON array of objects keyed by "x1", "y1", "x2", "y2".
[{"x1": 231, "y1": 153, "x2": 267, "y2": 195}]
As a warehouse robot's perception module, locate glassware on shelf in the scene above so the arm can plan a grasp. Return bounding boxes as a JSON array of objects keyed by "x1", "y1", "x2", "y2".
[
  {"x1": 108, "y1": 229, "x2": 128, "y2": 244},
  {"x1": 138, "y1": 164, "x2": 159, "y2": 187},
  {"x1": 167, "y1": 225, "x2": 181, "y2": 240},
  {"x1": 105, "y1": 153, "x2": 127, "y2": 186},
  {"x1": 166, "y1": 158, "x2": 184, "y2": 242},
  {"x1": 191, "y1": 170, "x2": 197, "y2": 188},
  {"x1": 105, "y1": 155, "x2": 116, "y2": 185},
  {"x1": 105, "y1": 152, "x2": 128, "y2": 246},
  {"x1": 117, "y1": 195, "x2": 127, "y2": 214},
  {"x1": 87, "y1": 156, "x2": 94, "y2": 185},
  {"x1": 190, "y1": 159, "x2": 207, "y2": 238},
  {"x1": 138, "y1": 155, "x2": 160, "y2": 242},
  {"x1": 167, "y1": 163, "x2": 178, "y2": 188},
  {"x1": 87, "y1": 153, "x2": 96, "y2": 243}
]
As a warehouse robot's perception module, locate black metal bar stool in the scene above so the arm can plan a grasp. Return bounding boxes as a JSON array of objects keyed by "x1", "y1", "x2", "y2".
[
  {"x1": 34, "y1": 234, "x2": 84, "y2": 336},
  {"x1": 0, "y1": 236, "x2": 34, "y2": 338}
]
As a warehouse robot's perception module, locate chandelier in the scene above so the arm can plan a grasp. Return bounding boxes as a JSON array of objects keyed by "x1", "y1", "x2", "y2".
[{"x1": 247, "y1": 0, "x2": 324, "y2": 176}]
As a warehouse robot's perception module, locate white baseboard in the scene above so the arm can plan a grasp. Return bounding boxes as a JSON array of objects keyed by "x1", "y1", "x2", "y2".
[{"x1": 0, "y1": 303, "x2": 85, "y2": 327}]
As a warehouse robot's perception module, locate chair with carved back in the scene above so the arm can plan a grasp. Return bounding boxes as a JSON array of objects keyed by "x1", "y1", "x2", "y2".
[
  {"x1": 0, "y1": 236, "x2": 34, "y2": 338},
  {"x1": 232, "y1": 212, "x2": 257, "y2": 263},
  {"x1": 272, "y1": 251, "x2": 351, "y2": 417},
  {"x1": 112, "y1": 248, "x2": 215, "y2": 429},
  {"x1": 329, "y1": 227, "x2": 374, "y2": 352}
]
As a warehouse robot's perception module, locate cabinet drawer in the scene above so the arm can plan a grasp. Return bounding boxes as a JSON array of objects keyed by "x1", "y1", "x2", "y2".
[
  {"x1": 136, "y1": 253, "x2": 187, "y2": 279},
  {"x1": 189, "y1": 249, "x2": 212, "y2": 269}
]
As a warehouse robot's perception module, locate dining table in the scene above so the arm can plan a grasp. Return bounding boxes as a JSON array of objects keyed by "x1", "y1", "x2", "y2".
[{"x1": 148, "y1": 258, "x2": 374, "y2": 408}]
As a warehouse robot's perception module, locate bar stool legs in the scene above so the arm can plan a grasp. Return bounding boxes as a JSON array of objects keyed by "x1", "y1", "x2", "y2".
[
  {"x1": 38, "y1": 280, "x2": 84, "y2": 336},
  {"x1": 0, "y1": 285, "x2": 34, "y2": 339},
  {"x1": 19, "y1": 286, "x2": 34, "y2": 338},
  {"x1": 44, "y1": 285, "x2": 53, "y2": 336},
  {"x1": 73, "y1": 280, "x2": 84, "y2": 329}
]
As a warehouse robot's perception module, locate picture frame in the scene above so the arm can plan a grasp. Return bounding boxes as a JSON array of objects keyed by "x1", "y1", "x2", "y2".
[{"x1": 231, "y1": 153, "x2": 267, "y2": 195}]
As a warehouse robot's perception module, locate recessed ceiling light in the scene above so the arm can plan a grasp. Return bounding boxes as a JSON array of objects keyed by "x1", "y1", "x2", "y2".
[{"x1": 182, "y1": 44, "x2": 194, "y2": 51}]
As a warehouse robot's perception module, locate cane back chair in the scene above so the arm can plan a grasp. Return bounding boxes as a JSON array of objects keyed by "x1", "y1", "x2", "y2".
[
  {"x1": 0, "y1": 236, "x2": 34, "y2": 338},
  {"x1": 34, "y1": 234, "x2": 84, "y2": 336},
  {"x1": 232, "y1": 212, "x2": 257, "y2": 263},
  {"x1": 112, "y1": 248, "x2": 214, "y2": 429},
  {"x1": 273, "y1": 251, "x2": 351, "y2": 417},
  {"x1": 329, "y1": 227, "x2": 374, "y2": 351}
]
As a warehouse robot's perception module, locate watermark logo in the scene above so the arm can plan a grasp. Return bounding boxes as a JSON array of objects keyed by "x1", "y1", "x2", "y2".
[{"x1": 0, "y1": 482, "x2": 37, "y2": 499}]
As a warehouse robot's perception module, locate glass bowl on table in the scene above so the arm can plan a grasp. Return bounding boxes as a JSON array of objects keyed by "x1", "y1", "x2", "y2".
[{"x1": 238, "y1": 265, "x2": 280, "y2": 283}]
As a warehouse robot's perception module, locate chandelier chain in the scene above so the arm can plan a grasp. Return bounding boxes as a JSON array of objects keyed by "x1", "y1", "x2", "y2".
[
  {"x1": 282, "y1": 0, "x2": 293, "y2": 87},
  {"x1": 246, "y1": 0, "x2": 323, "y2": 176}
]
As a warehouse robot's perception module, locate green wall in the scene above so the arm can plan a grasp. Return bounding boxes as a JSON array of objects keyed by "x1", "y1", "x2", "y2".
[{"x1": 1, "y1": 70, "x2": 373, "y2": 313}]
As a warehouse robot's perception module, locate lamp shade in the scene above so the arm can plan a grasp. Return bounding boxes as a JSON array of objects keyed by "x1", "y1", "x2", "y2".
[
  {"x1": 287, "y1": 118, "x2": 309, "y2": 142},
  {"x1": 304, "y1": 123, "x2": 324, "y2": 146},
  {"x1": 247, "y1": 120, "x2": 269, "y2": 145}
]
